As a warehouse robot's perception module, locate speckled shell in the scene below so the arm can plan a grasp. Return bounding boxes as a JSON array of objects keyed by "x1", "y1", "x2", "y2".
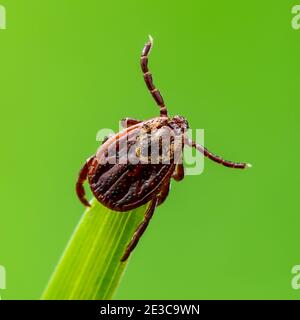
[{"x1": 88, "y1": 117, "x2": 183, "y2": 211}]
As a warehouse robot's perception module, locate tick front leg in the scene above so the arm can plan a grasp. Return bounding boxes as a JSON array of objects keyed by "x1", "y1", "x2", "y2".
[
  {"x1": 172, "y1": 164, "x2": 185, "y2": 181},
  {"x1": 185, "y1": 138, "x2": 251, "y2": 169},
  {"x1": 120, "y1": 118, "x2": 142, "y2": 129},
  {"x1": 121, "y1": 198, "x2": 158, "y2": 262},
  {"x1": 141, "y1": 36, "x2": 168, "y2": 117},
  {"x1": 76, "y1": 156, "x2": 95, "y2": 207}
]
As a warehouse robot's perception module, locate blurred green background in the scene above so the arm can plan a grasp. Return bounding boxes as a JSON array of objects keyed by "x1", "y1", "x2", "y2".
[{"x1": 0, "y1": 0, "x2": 300, "y2": 299}]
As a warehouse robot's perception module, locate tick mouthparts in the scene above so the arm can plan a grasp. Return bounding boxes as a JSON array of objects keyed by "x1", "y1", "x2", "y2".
[{"x1": 246, "y1": 163, "x2": 252, "y2": 168}]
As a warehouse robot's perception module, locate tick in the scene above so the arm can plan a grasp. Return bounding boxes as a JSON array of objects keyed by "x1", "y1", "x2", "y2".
[{"x1": 76, "y1": 36, "x2": 251, "y2": 262}]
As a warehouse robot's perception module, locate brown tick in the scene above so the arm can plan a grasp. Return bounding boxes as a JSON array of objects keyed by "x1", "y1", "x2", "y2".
[{"x1": 76, "y1": 36, "x2": 251, "y2": 262}]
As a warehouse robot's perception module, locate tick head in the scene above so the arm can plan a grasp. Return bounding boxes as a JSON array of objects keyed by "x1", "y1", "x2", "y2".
[{"x1": 172, "y1": 115, "x2": 189, "y2": 130}]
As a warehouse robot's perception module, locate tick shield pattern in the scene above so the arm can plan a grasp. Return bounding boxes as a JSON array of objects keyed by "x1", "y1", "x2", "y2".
[{"x1": 96, "y1": 127, "x2": 205, "y2": 176}]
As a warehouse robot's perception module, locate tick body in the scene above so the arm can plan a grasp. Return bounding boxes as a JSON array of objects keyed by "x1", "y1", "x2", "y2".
[{"x1": 76, "y1": 36, "x2": 250, "y2": 262}]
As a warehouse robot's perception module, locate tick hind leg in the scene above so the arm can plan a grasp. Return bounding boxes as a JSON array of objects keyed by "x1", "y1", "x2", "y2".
[
  {"x1": 76, "y1": 156, "x2": 95, "y2": 207},
  {"x1": 120, "y1": 118, "x2": 142, "y2": 129},
  {"x1": 121, "y1": 180, "x2": 171, "y2": 262},
  {"x1": 121, "y1": 199, "x2": 158, "y2": 262},
  {"x1": 141, "y1": 36, "x2": 168, "y2": 118}
]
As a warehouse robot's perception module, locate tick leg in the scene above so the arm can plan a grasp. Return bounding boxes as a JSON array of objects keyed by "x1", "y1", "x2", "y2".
[
  {"x1": 120, "y1": 117, "x2": 142, "y2": 129},
  {"x1": 172, "y1": 164, "x2": 185, "y2": 181},
  {"x1": 76, "y1": 156, "x2": 95, "y2": 207},
  {"x1": 121, "y1": 198, "x2": 158, "y2": 262},
  {"x1": 185, "y1": 138, "x2": 251, "y2": 169},
  {"x1": 101, "y1": 135, "x2": 113, "y2": 144},
  {"x1": 157, "y1": 181, "x2": 170, "y2": 206},
  {"x1": 141, "y1": 36, "x2": 168, "y2": 118}
]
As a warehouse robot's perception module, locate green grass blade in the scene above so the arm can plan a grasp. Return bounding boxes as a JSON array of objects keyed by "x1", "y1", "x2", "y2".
[{"x1": 42, "y1": 198, "x2": 148, "y2": 300}]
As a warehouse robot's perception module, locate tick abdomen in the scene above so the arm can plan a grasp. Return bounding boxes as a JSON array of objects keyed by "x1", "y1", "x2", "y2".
[{"x1": 89, "y1": 162, "x2": 173, "y2": 211}]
